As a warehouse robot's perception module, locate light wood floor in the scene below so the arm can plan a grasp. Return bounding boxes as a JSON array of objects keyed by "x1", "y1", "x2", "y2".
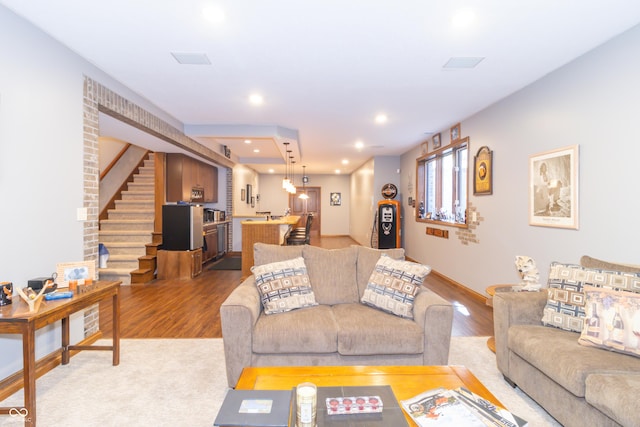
[{"x1": 99, "y1": 236, "x2": 493, "y2": 338}]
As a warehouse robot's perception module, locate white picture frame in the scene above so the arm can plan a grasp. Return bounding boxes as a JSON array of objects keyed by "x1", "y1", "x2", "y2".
[
  {"x1": 56, "y1": 260, "x2": 96, "y2": 288},
  {"x1": 529, "y1": 144, "x2": 579, "y2": 229}
]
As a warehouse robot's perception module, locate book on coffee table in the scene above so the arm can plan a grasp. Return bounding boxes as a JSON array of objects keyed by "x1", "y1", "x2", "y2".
[{"x1": 213, "y1": 389, "x2": 293, "y2": 426}]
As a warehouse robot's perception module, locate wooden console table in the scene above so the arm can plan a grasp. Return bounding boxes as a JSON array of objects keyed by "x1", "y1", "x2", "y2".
[{"x1": 0, "y1": 280, "x2": 121, "y2": 426}]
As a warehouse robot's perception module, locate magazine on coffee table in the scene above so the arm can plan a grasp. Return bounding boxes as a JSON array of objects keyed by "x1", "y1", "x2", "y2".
[
  {"x1": 451, "y1": 387, "x2": 528, "y2": 427},
  {"x1": 401, "y1": 387, "x2": 528, "y2": 427},
  {"x1": 400, "y1": 387, "x2": 487, "y2": 426}
]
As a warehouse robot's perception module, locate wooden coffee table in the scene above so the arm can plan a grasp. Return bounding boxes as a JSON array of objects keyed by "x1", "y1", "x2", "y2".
[{"x1": 235, "y1": 365, "x2": 504, "y2": 426}]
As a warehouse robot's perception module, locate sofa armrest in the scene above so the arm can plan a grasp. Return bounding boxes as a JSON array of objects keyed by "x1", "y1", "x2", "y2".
[
  {"x1": 493, "y1": 290, "x2": 547, "y2": 377},
  {"x1": 220, "y1": 276, "x2": 262, "y2": 387},
  {"x1": 413, "y1": 287, "x2": 454, "y2": 365}
]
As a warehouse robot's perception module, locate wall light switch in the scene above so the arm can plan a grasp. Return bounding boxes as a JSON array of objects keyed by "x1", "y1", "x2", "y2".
[
  {"x1": 471, "y1": 211, "x2": 478, "y2": 222},
  {"x1": 77, "y1": 207, "x2": 88, "y2": 221}
]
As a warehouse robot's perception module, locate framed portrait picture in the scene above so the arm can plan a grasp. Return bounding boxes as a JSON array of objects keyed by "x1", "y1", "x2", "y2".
[
  {"x1": 450, "y1": 123, "x2": 461, "y2": 142},
  {"x1": 473, "y1": 146, "x2": 493, "y2": 195},
  {"x1": 420, "y1": 141, "x2": 428, "y2": 156},
  {"x1": 330, "y1": 192, "x2": 341, "y2": 206},
  {"x1": 246, "y1": 184, "x2": 252, "y2": 204},
  {"x1": 56, "y1": 260, "x2": 95, "y2": 288},
  {"x1": 432, "y1": 133, "x2": 441, "y2": 149},
  {"x1": 529, "y1": 144, "x2": 579, "y2": 229},
  {"x1": 241, "y1": 188, "x2": 245, "y2": 201}
]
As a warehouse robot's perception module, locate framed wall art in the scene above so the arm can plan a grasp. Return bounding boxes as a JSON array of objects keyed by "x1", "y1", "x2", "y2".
[
  {"x1": 473, "y1": 146, "x2": 493, "y2": 195},
  {"x1": 56, "y1": 260, "x2": 95, "y2": 288},
  {"x1": 432, "y1": 133, "x2": 441, "y2": 149},
  {"x1": 246, "y1": 184, "x2": 252, "y2": 204},
  {"x1": 450, "y1": 123, "x2": 461, "y2": 142},
  {"x1": 241, "y1": 188, "x2": 245, "y2": 201},
  {"x1": 420, "y1": 141, "x2": 428, "y2": 156},
  {"x1": 529, "y1": 144, "x2": 579, "y2": 229},
  {"x1": 330, "y1": 192, "x2": 341, "y2": 206}
]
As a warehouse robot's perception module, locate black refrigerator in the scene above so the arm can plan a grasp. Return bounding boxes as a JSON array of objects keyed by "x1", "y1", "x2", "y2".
[{"x1": 162, "y1": 204, "x2": 203, "y2": 251}]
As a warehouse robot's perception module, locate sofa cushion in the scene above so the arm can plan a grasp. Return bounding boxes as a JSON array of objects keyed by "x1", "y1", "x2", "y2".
[
  {"x1": 302, "y1": 246, "x2": 359, "y2": 305},
  {"x1": 581, "y1": 255, "x2": 640, "y2": 274},
  {"x1": 253, "y1": 242, "x2": 304, "y2": 266},
  {"x1": 332, "y1": 303, "x2": 424, "y2": 355},
  {"x1": 361, "y1": 254, "x2": 430, "y2": 319},
  {"x1": 251, "y1": 257, "x2": 318, "y2": 315},
  {"x1": 508, "y1": 324, "x2": 640, "y2": 397},
  {"x1": 585, "y1": 373, "x2": 640, "y2": 427},
  {"x1": 354, "y1": 245, "x2": 405, "y2": 298},
  {"x1": 542, "y1": 262, "x2": 640, "y2": 333},
  {"x1": 253, "y1": 305, "x2": 338, "y2": 353},
  {"x1": 578, "y1": 286, "x2": 640, "y2": 358}
]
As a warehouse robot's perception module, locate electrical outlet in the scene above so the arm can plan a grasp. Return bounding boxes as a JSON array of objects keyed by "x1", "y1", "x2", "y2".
[{"x1": 77, "y1": 207, "x2": 88, "y2": 221}]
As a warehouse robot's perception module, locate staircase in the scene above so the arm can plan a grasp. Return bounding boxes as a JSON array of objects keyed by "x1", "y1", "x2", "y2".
[{"x1": 99, "y1": 154, "x2": 157, "y2": 285}]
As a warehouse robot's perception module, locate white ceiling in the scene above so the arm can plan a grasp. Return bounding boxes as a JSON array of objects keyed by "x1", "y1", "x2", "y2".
[{"x1": 4, "y1": 0, "x2": 640, "y2": 174}]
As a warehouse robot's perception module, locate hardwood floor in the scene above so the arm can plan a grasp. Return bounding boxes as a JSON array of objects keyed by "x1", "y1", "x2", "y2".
[{"x1": 99, "y1": 236, "x2": 493, "y2": 338}]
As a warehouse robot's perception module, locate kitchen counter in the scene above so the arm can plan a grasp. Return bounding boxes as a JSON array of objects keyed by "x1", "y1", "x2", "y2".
[{"x1": 241, "y1": 215, "x2": 302, "y2": 277}]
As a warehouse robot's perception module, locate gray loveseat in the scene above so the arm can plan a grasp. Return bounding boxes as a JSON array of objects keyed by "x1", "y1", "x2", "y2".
[
  {"x1": 493, "y1": 256, "x2": 640, "y2": 427},
  {"x1": 220, "y1": 243, "x2": 454, "y2": 387}
]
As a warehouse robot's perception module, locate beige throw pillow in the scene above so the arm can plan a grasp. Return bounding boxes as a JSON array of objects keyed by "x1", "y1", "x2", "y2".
[
  {"x1": 578, "y1": 285, "x2": 640, "y2": 358},
  {"x1": 251, "y1": 257, "x2": 318, "y2": 315},
  {"x1": 360, "y1": 254, "x2": 431, "y2": 319}
]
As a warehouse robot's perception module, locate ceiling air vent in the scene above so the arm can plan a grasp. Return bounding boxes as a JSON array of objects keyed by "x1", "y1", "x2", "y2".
[
  {"x1": 443, "y1": 57, "x2": 485, "y2": 69},
  {"x1": 170, "y1": 52, "x2": 211, "y2": 65}
]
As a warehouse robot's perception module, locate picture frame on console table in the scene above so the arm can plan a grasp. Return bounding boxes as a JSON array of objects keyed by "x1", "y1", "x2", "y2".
[
  {"x1": 56, "y1": 260, "x2": 95, "y2": 288},
  {"x1": 528, "y1": 144, "x2": 579, "y2": 229}
]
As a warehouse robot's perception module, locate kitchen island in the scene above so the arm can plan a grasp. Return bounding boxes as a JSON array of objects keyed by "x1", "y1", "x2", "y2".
[{"x1": 241, "y1": 215, "x2": 301, "y2": 277}]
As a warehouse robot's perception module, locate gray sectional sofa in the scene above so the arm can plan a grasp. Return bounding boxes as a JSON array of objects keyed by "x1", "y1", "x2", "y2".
[
  {"x1": 220, "y1": 243, "x2": 454, "y2": 387},
  {"x1": 493, "y1": 257, "x2": 640, "y2": 427}
]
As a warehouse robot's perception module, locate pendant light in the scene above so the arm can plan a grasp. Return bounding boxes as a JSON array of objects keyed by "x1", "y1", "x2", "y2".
[
  {"x1": 299, "y1": 165, "x2": 309, "y2": 199},
  {"x1": 289, "y1": 159, "x2": 297, "y2": 194},
  {"x1": 282, "y1": 142, "x2": 291, "y2": 190}
]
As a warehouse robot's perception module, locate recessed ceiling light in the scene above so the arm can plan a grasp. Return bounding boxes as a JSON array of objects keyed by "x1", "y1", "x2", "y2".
[
  {"x1": 452, "y1": 8, "x2": 476, "y2": 29},
  {"x1": 244, "y1": 139, "x2": 252, "y2": 144},
  {"x1": 443, "y1": 57, "x2": 485, "y2": 69},
  {"x1": 170, "y1": 52, "x2": 211, "y2": 65},
  {"x1": 335, "y1": 169, "x2": 341, "y2": 174},
  {"x1": 253, "y1": 149, "x2": 260, "y2": 153},
  {"x1": 268, "y1": 168, "x2": 275, "y2": 174},
  {"x1": 342, "y1": 159, "x2": 349, "y2": 165},
  {"x1": 375, "y1": 114, "x2": 388, "y2": 124},
  {"x1": 202, "y1": 6, "x2": 225, "y2": 24},
  {"x1": 249, "y1": 93, "x2": 264, "y2": 105},
  {"x1": 355, "y1": 141, "x2": 364, "y2": 150}
]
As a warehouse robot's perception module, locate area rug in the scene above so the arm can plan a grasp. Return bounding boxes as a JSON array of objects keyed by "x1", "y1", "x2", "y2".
[
  {"x1": 0, "y1": 337, "x2": 561, "y2": 426},
  {"x1": 208, "y1": 256, "x2": 241, "y2": 270}
]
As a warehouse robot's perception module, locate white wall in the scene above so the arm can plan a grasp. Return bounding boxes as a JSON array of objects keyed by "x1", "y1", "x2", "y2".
[
  {"x1": 254, "y1": 172, "x2": 352, "y2": 235},
  {"x1": 350, "y1": 159, "x2": 376, "y2": 246},
  {"x1": 0, "y1": 6, "x2": 183, "y2": 379},
  {"x1": 401, "y1": 23, "x2": 640, "y2": 296}
]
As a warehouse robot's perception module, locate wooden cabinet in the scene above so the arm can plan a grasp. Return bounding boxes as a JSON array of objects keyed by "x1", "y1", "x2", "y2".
[
  {"x1": 203, "y1": 224, "x2": 218, "y2": 263},
  {"x1": 157, "y1": 249, "x2": 202, "y2": 279},
  {"x1": 166, "y1": 154, "x2": 218, "y2": 203}
]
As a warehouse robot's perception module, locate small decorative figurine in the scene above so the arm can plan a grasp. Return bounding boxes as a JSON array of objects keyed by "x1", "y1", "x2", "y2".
[{"x1": 515, "y1": 255, "x2": 541, "y2": 291}]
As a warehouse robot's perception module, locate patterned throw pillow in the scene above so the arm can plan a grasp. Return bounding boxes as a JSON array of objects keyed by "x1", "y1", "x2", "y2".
[
  {"x1": 578, "y1": 286, "x2": 640, "y2": 358},
  {"x1": 360, "y1": 254, "x2": 431, "y2": 319},
  {"x1": 251, "y1": 257, "x2": 318, "y2": 315},
  {"x1": 542, "y1": 262, "x2": 640, "y2": 333}
]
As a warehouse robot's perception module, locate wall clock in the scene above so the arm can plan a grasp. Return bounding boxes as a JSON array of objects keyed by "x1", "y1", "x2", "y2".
[{"x1": 381, "y1": 183, "x2": 398, "y2": 200}]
